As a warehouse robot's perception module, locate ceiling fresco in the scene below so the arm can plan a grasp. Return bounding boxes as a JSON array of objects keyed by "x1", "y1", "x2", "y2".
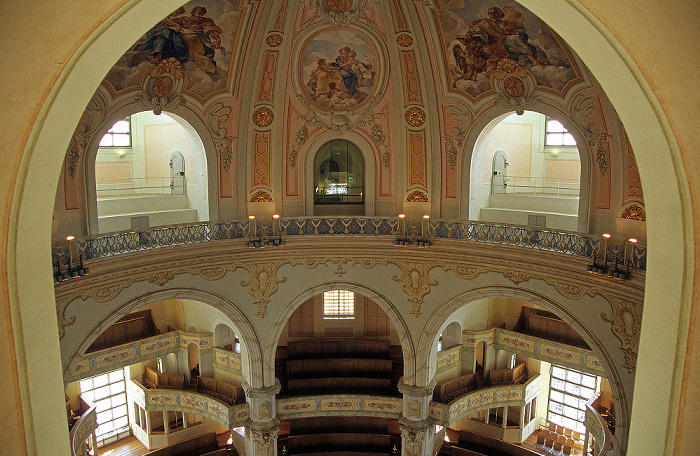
[
  {"x1": 436, "y1": 0, "x2": 581, "y2": 98},
  {"x1": 301, "y1": 28, "x2": 378, "y2": 111},
  {"x1": 103, "y1": 0, "x2": 242, "y2": 98}
]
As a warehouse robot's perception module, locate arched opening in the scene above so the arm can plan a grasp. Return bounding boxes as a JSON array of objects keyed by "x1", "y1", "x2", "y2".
[
  {"x1": 470, "y1": 111, "x2": 583, "y2": 231},
  {"x1": 213, "y1": 323, "x2": 238, "y2": 353},
  {"x1": 187, "y1": 342, "x2": 200, "y2": 380},
  {"x1": 312, "y1": 139, "x2": 365, "y2": 216},
  {"x1": 439, "y1": 321, "x2": 462, "y2": 352},
  {"x1": 92, "y1": 111, "x2": 209, "y2": 233}
]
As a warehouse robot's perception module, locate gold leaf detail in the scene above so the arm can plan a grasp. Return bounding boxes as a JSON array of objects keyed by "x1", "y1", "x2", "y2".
[
  {"x1": 621, "y1": 204, "x2": 646, "y2": 221},
  {"x1": 250, "y1": 190, "x2": 273, "y2": 202},
  {"x1": 148, "y1": 271, "x2": 174, "y2": 286},
  {"x1": 503, "y1": 269, "x2": 531, "y2": 284},
  {"x1": 406, "y1": 190, "x2": 428, "y2": 202}
]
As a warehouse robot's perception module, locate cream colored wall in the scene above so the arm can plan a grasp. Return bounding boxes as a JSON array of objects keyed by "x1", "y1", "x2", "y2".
[{"x1": 1, "y1": 2, "x2": 698, "y2": 456}]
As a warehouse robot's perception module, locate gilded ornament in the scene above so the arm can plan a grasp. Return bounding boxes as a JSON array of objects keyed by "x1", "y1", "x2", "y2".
[
  {"x1": 503, "y1": 76, "x2": 525, "y2": 98},
  {"x1": 406, "y1": 190, "x2": 428, "y2": 202},
  {"x1": 250, "y1": 190, "x2": 273, "y2": 202},
  {"x1": 252, "y1": 107, "x2": 274, "y2": 127},
  {"x1": 325, "y1": 0, "x2": 353, "y2": 12},
  {"x1": 152, "y1": 75, "x2": 174, "y2": 97},
  {"x1": 147, "y1": 271, "x2": 174, "y2": 286},
  {"x1": 392, "y1": 262, "x2": 438, "y2": 316},
  {"x1": 266, "y1": 34, "x2": 283, "y2": 47},
  {"x1": 503, "y1": 269, "x2": 531, "y2": 284},
  {"x1": 601, "y1": 295, "x2": 642, "y2": 372},
  {"x1": 404, "y1": 106, "x2": 426, "y2": 127},
  {"x1": 239, "y1": 263, "x2": 287, "y2": 317},
  {"x1": 621, "y1": 204, "x2": 646, "y2": 221},
  {"x1": 396, "y1": 34, "x2": 414, "y2": 47}
]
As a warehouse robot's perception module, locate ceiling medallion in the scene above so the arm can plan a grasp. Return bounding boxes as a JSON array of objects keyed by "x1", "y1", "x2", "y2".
[
  {"x1": 252, "y1": 107, "x2": 274, "y2": 127},
  {"x1": 396, "y1": 34, "x2": 413, "y2": 47},
  {"x1": 503, "y1": 76, "x2": 525, "y2": 98},
  {"x1": 152, "y1": 75, "x2": 174, "y2": 98},
  {"x1": 266, "y1": 34, "x2": 283, "y2": 48},
  {"x1": 404, "y1": 107, "x2": 426, "y2": 127}
]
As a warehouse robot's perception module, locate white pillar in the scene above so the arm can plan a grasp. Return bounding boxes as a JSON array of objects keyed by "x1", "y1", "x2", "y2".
[
  {"x1": 182, "y1": 411, "x2": 188, "y2": 429},
  {"x1": 398, "y1": 379, "x2": 436, "y2": 456},
  {"x1": 485, "y1": 408, "x2": 490, "y2": 424},
  {"x1": 503, "y1": 406, "x2": 508, "y2": 429},
  {"x1": 163, "y1": 411, "x2": 169, "y2": 435},
  {"x1": 146, "y1": 409, "x2": 152, "y2": 434},
  {"x1": 519, "y1": 405, "x2": 525, "y2": 428},
  {"x1": 243, "y1": 380, "x2": 281, "y2": 456},
  {"x1": 91, "y1": 431, "x2": 98, "y2": 456}
]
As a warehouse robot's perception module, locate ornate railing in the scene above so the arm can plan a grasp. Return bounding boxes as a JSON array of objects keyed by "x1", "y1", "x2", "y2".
[
  {"x1": 585, "y1": 393, "x2": 613, "y2": 456},
  {"x1": 51, "y1": 217, "x2": 646, "y2": 274},
  {"x1": 69, "y1": 397, "x2": 97, "y2": 456}
]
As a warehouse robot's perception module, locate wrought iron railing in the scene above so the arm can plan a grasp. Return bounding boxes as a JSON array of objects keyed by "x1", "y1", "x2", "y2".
[{"x1": 51, "y1": 217, "x2": 646, "y2": 276}]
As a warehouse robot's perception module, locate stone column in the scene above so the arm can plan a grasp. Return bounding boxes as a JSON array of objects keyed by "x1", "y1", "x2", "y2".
[
  {"x1": 503, "y1": 406, "x2": 508, "y2": 429},
  {"x1": 519, "y1": 404, "x2": 526, "y2": 429},
  {"x1": 398, "y1": 379, "x2": 436, "y2": 456},
  {"x1": 145, "y1": 409, "x2": 152, "y2": 434},
  {"x1": 91, "y1": 431, "x2": 98, "y2": 456},
  {"x1": 163, "y1": 411, "x2": 169, "y2": 435},
  {"x1": 243, "y1": 380, "x2": 281, "y2": 456}
]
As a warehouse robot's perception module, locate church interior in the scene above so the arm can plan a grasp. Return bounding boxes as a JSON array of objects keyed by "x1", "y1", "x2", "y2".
[{"x1": 2, "y1": 1, "x2": 699, "y2": 456}]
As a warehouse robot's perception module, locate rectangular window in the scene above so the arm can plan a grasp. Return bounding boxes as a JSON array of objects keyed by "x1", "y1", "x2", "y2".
[
  {"x1": 545, "y1": 118, "x2": 577, "y2": 146},
  {"x1": 80, "y1": 368, "x2": 131, "y2": 447},
  {"x1": 99, "y1": 117, "x2": 132, "y2": 148},
  {"x1": 323, "y1": 290, "x2": 355, "y2": 319},
  {"x1": 547, "y1": 365, "x2": 599, "y2": 435}
]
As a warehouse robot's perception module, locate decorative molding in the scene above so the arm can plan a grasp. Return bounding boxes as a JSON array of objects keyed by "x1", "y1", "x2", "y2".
[
  {"x1": 444, "y1": 104, "x2": 471, "y2": 171},
  {"x1": 572, "y1": 94, "x2": 610, "y2": 175},
  {"x1": 239, "y1": 263, "x2": 287, "y2": 317},
  {"x1": 133, "y1": 58, "x2": 186, "y2": 115},
  {"x1": 400, "y1": 418, "x2": 430, "y2": 456},
  {"x1": 147, "y1": 271, "x2": 174, "y2": 286},
  {"x1": 258, "y1": 53, "x2": 278, "y2": 103},
  {"x1": 492, "y1": 59, "x2": 541, "y2": 115},
  {"x1": 621, "y1": 204, "x2": 646, "y2": 221},
  {"x1": 252, "y1": 107, "x2": 274, "y2": 127},
  {"x1": 266, "y1": 34, "x2": 283, "y2": 47},
  {"x1": 288, "y1": 124, "x2": 308, "y2": 168},
  {"x1": 67, "y1": 96, "x2": 106, "y2": 178},
  {"x1": 404, "y1": 106, "x2": 426, "y2": 127},
  {"x1": 402, "y1": 52, "x2": 422, "y2": 103},
  {"x1": 502, "y1": 269, "x2": 532, "y2": 284},
  {"x1": 317, "y1": 0, "x2": 362, "y2": 26},
  {"x1": 205, "y1": 103, "x2": 234, "y2": 172},
  {"x1": 601, "y1": 295, "x2": 642, "y2": 372},
  {"x1": 396, "y1": 34, "x2": 413, "y2": 47},
  {"x1": 250, "y1": 190, "x2": 273, "y2": 202},
  {"x1": 392, "y1": 262, "x2": 438, "y2": 316},
  {"x1": 250, "y1": 420, "x2": 279, "y2": 456},
  {"x1": 406, "y1": 190, "x2": 428, "y2": 202}
]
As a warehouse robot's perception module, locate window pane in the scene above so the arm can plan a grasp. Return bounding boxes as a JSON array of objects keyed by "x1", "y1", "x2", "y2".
[
  {"x1": 547, "y1": 120, "x2": 565, "y2": 132},
  {"x1": 110, "y1": 381, "x2": 125, "y2": 395},
  {"x1": 563, "y1": 133, "x2": 577, "y2": 145},
  {"x1": 112, "y1": 134, "x2": 130, "y2": 147},
  {"x1": 96, "y1": 398, "x2": 111, "y2": 412},
  {"x1": 109, "y1": 370, "x2": 124, "y2": 382},
  {"x1": 552, "y1": 366, "x2": 566, "y2": 379},
  {"x1": 550, "y1": 390, "x2": 564, "y2": 403},
  {"x1": 566, "y1": 371, "x2": 581, "y2": 383},
  {"x1": 581, "y1": 375, "x2": 597, "y2": 389},
  {"x1": 80, "y1": 379, "x2": 93, "y2": 390},
  {"x1": 565, "y1": 383, "x2": 581, "y2": 396},
  {"x1": 546, "y1": 134, "x2": 563, "y2": 146},
  {"x1": 99, "y1": 135, "x2": 113, "y2": 147},
  {"x1": 551, "y1": 378, "x2": 565, "y2": 390},
  {"x1": 111, "y1": 120, "x2": 130, "y2": 133},
  {"x1": 564, "y1": 395, "x2": 579, "y2": 407},
  {"x1": 97, "y1": 410, "x2": 113, "y2": 425},
  {"x1": 94, "y1": 374, "x2": 109, "y2": 388}
]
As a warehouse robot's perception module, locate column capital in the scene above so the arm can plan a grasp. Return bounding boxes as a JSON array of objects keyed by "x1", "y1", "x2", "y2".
[
  {"x1": 248, "y1": 418, "x2": 280, "y2": 456},
  {"x1": 397, "y1": 377, "x2": 436, "y2": 397},
  {"x1": 399, "y1": 417, "x2": 433, "y2": 456}
]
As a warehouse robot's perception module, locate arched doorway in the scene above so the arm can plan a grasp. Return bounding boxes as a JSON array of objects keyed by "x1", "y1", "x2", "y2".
[{"x1": 312, "y1": 139, "x2": 365, "y2": 216}]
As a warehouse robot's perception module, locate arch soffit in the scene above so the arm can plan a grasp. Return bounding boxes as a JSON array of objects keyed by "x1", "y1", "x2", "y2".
[
  {"x1": 65, "y1": 288, "x2": 263, "y2": 388},
  {"x1": 82, "y1": 101, "x2": 220, "y2": 234},
  {"x1": 415, "y1": 285, "x2": 629, "y2": 430},
  {"x1": 262, "y1": 282, "x2": 416, "y2": 387}
]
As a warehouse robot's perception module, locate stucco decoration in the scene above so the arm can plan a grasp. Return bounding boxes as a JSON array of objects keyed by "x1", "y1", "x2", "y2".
[
  {"x1": 288, "y1": 124, "x2": 309, "y2": 168},
  {"x1": 400, "y1": 418, "x2": 430, "y2": 456},
  {"x1": 250, "y1": 190, "x2": 273, "y2": 202},
  {"x1": 397, "y1": 34, "x2": 414, "y2": 47},
  {"x1": 572, "y1": 94, "x2": 610, "y2": 175},
  {"x1": 134, "y1": 61, "x2": 186, "y2": 115},
  {"x1": 67, "y1": 96, "x2": 106, "y2": 179},
  {"x1": 438, "y1": 0, "x2": 580, "y2": 98},
  {"x1": 317, "y1": 0, "x2": 363, "y2": 26},
  {"x1": 406, "y1": 191, "x2": 428, "y2": 202},
  {"x1": 239, "y1": 263, "x2": 287, "y2": 317},
  {"x1": 266, "y1": 34, "x2": 283, "y2": 47},
  {"x1": 601, "y1": 295, "x2": 642, "y2": 373},
  {"x1": 205, "y1": 103, "x2": 234, "y2": 172},
  {"x1": 492, "y1": 59, "x2": 540, "y2": 115},
  {"x1": 502, "y1": 269, "x2": 532, "y2": 284},
  {"x1": 444, "y1": 104, "x2": 471, "y2": 170},
  {"x1": 252, "y1": 106, "x2": 275, "y2": 127},
  {"x1": 405, "y1": 106, "x2": 426, "y2": 127},
  {"x1": 621, "y1": 204, "x2": 646, "y2": 221},
  {"x1": 392, "y1": 262, "x2": 438, "y2": 317},
  {"x1": 250, "y1": 420, "x2": 279, "y2": 456},
  {"x1": 147, "y1": 271, "x2": 175, "y2": 286}
]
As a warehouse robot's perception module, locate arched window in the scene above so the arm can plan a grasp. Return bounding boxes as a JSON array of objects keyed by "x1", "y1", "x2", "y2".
[{"x1": 313, "y1": 139, "x2": 364, "y2": 206}]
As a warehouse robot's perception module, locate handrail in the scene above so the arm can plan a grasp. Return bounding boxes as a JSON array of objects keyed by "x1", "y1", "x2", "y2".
[
  {"x1": 50, "y1": 217, "x2": 646, "y2": 272},
  {"x1": 585, "y1": 393, "x2": 613, "y2": 456},
  {"x1": 96, "y1": 176, "x2": 186, "y2": 198},
  {"x1": 69, "y1": 396, "x2": 97, "y2": 456},
  {"x1": 494, "y1": 175, "x2": 580, "y2": 197}
]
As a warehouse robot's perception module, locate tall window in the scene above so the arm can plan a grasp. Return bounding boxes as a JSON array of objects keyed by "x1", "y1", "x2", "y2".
[
  {"x1": 80, "y1": 368, "x2": 130, "y2": 447},
  {"x1": 545, "y1": 117, "x2": 576, "y2": 146},
  {"x1": 548, "y1": 365, "x2": 599, "y2": 434},
  {"x1": 99, "y1": 117, "x2": 132, "y2": 147},
  {"x1": 323, "y1": 290, "x2": 355, "y2": 319},
  {"x1": 314, "y1": 139, "x2": 364, "y2": 204}
]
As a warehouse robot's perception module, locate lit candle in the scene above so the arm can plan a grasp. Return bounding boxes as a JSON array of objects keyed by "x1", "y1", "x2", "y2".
[
  {"x1": 398, "y1": 213, "x2": 406, "y2": 236},
  {"x1": 602, "y1": 233, "x2": 611, "y2": 266},
  {"x1": 273, "y1": 214, "x2": 280, "y2": 236},
  {"x1": 422, "y1": 214, "x2": 430, "y2": 238},
  {"x1": 248, "y1": 215, "x2": 256, "y2": 238}
]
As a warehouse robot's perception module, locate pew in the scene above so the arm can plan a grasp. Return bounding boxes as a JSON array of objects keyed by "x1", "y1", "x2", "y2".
[
  {"x1": 196, "y1": 376, "x2": 245, "y2": 405},
  {"x1": 433, "y1": 374, "x2": 478, "y2": 403},
  {"x1": 143, "y1": 366, "x2": 184, "y2": 390},
  {"x1": 143, "y1": 432, "x2": 218, "y2": 456}
]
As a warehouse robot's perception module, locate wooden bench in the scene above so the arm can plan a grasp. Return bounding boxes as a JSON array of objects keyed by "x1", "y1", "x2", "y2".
[
  {"x1": 488, "y1": 362, "x2": 527, "y2": 386},
  {"x1": 434, "y1": 373, "x2": 477, "y2": 403},
  {"x1": 144, "y1": 432, "x2": 218, "y2": 456},
  {"x1": 457, "y1": 430, "x2": 540, "y2": 456},
  {"x1": 287, "y1": 339, "x2": 391, "y2": 359},
  {"x1": 196, "y1": 376, "x2": 245, "y2": 405},
  {"x1": 143, "y1": 366, "x2": 184, "y2": 390}
]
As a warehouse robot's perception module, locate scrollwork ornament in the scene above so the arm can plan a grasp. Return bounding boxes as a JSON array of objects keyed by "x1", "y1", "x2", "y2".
[
  {"x1": 57, "y1": 297, "x2": 77, "y2": 339},
  {"x1": 601, "y1": 295, "x2": 642, "y2": 372},
  {"x1": 147, "y1": 271, "x2": 174, "y2": 286},
  {"x1": 502, "y1": 269, "x2": 532, "y2": 284},
  {"x1": 134, "y1": 58, "x2": 185, "y2": 115},
  {"x1": 318, "y1": 0, "x2": 361, "y2": 26},
  {"x1": 67, "y1": 96, "x2": 106, "y2": 178},
  {"x1": 250, "y1": 421, "x2": 279, "y2": 456},
  {"x1": 288, "y1": 124, "x2": 308, "y2": 168},
  {"x1": 492, "y1": 60, "x2": 540, "y2": 115},
  {"x1": 572, "y1": 94, "x2": 611, "y2": 175},
  {"x1": 205, "y1": 103, "x2": 234, "y2": 172},
  {"x1": 197, "y1": 266, "x2": 228, "y2": 281},
  {"x1": 392, "y1": 262, "x2": 437, "y2": 316},
  {"x1": 239, "y1": 263, "x2": 287, "y2": 317},
  {"x1": 400, "y1": 419, "x2": 429, "y2": 456}
]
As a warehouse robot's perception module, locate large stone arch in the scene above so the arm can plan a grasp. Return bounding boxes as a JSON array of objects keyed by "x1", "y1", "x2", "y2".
[
  {"x1": 63, "y1": 288, "x2": 263, "y2": 389},
  {"x1": 7, "y1": 1, "x2": 691, "y2": 455},
  {"x1": 415, "y1": 285, "x2": 630, "y2": 452},
  {"x1": 261, "y1": 281, "x2": 416, "y2": 387}
]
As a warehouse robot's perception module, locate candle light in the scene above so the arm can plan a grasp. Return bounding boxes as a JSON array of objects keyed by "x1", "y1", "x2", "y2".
[
  {"x1": 398, "y1": 213, "x2": 405, "y2": 236},
  {"x1": 422, "y1": 214, "x2": 430, "y2": 238},
  {"x1": 248, "y1": 215, "x2": 256, "y2": 238},
  {"x1": 273, "y1": 214, "x2": 280, "y2": 236},
  {"x1": 602, "y1": 233, "x2": 611, "y2": 266}
]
